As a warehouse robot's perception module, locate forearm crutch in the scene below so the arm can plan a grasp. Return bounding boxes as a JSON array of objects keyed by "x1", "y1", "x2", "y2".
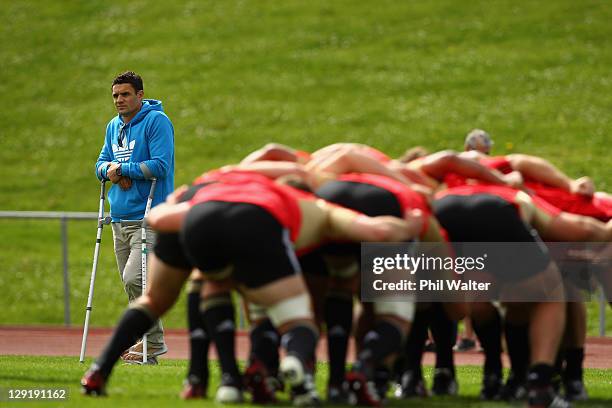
[
  {"x1": 141, "y1": 177, "x2": 157, "y2": 363},
  {"x1": 80, "y1": 180, "x2": 112, "y2": 363}
]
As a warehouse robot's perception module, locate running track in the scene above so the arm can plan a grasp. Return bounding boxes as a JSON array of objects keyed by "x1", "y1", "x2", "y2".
[{"x1": 1, "y1": 326, "x2": 611, "y2": 369}]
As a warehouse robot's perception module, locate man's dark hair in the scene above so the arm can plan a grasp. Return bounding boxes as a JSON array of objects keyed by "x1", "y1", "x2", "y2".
[{"x1": 112, "y1": 71, "x2": 143, "y2": 92}]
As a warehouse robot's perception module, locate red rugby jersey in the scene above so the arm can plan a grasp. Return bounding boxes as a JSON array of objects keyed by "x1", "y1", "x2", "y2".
[
  {"x1": 480, "y1": 156, "x2": 513, "y2": 174},
  {"x1": 442, "y1": 156, "x2": 512, "y2": 188},
  {"x1": 189, "y1": 170, "x2": 302, "y2": 241},
  {"x1": 477, "y1": 156, "x2": 609, "y2": 220},
  {"x1": 524, "y1": 181, "x2": 611, "y2": 221}
]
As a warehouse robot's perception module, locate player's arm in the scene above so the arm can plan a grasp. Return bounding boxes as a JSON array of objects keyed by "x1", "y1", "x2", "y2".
[
  {"x1": 146, "y1": 185, "x2": 190, "y2": 232},
  {"x1": 240, "y1": 143, "x2": 300, "y2": 164},
  {"x1": 323, "y1": 200, "x2": 424, "y2": 242},
  {"x1": 419, "y1": 216, "x2": 446, "y2": 243},
  {"x1": 306, "y1": 146, "x2": 413, "y2": 186},
  {"x1": 388, "y1": 160, "x2": 439, "y2": 189},
  {"x1": 532, "y1": 206, "x2": 611, "y2": 242},
  {"x1": 223, "y1": 161, "x2": 309, "y2": 180},
  {"x1": 506, "y1": 154, "x2": 594, "y2": 195},
  {"x1": 147, "y1": 202, "x2": 190, "y2": 232},
  {"x1": 420, "y1": 150, "x2": 519, "y2": 187},
  {"x1": 310, "y1": 143, "x2": 363, "y2": 160}
]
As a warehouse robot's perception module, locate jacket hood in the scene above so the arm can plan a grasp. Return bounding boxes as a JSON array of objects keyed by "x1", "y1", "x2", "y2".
[{"x1": 119, "y1": 99, "x2": 164, "y2": 126}]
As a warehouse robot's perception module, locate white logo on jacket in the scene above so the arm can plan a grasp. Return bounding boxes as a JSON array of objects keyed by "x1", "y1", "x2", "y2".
[{"x1": 112, "y1": 140, "x2": 136, "y2": 162}]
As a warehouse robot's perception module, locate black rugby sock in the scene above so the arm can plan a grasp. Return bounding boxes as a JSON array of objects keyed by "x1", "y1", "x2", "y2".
[
  {"x1": 186, "y1": 284, "x2": 209, "y2": 386},
  {"x1": 96, "y1": 307, "x2": 154, "y2": 378},
  {"x1": 504, "y1": 320, "x2": 530, "y2": 380},
  {"x1": 282, "y1": 324, "x2": 318, "y2": 369},
  {"x1": 527, "y1": 363, "x2": 556, "y2": 387},
  {"x1": 249, "y1": 318, "x2": 280, "y2": 376},
  {"x1": 564, "y1": 347, "x2": 584, "y2": 382},
  {"x1": 473, "y1": 309, "x2": 503, "y2": 375},
  {"x1": 401, "y1": 307, "x2": 430, "y2": 380},
  {"x1": 356, "y1": 321, "x2": 403, "y2": 379},
  {"x1": 325, "y1": 291, "x2": 353, "y2": 386},
  {"x1": 430, "y1": 303, "x2": 457, "y2": 375},
  {"x1": 554, "y1": 349, "x2": 565, "y2": 384},
  {"x1": 202, "y1": 296, "x2": 241, "y2": 383}
]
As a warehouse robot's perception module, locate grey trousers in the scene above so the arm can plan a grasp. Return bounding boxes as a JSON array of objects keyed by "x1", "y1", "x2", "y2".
[{"x1": 111, "y1": 221, "x2": 165, "y2": 346}]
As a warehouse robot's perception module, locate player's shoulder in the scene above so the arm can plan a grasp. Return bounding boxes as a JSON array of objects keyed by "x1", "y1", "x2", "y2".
[
  {"x1": 105, "y1": 116, "x2": 121, "y2": 132},
  {"x1": 147, "y1": 109, "x2": 172, "y2": 122}
]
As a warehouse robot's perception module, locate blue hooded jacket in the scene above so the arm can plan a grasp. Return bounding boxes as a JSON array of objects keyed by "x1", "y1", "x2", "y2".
[{"x1": 95, "y1": 99, "x2": 174, "y2": 221}]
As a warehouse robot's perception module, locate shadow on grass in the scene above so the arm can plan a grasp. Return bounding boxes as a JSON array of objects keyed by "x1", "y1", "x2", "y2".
[
  {"x1": 319, "y1": 395, "x2": 509, "y2": 407},
  {"x1": 381, "y1": 395, "x2": 612, "y2": 408},
  {"x1": 385, "y1": 395, "x2": 504, "y2": 407}
]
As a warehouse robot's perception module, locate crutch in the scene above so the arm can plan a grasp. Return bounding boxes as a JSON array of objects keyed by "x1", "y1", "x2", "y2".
[
  {"x1": 141, "y1": 177, "x2": 157, "y2": 363},
  {"x1": 80, "y1": 180, "x2": 112, "y2": 363}
]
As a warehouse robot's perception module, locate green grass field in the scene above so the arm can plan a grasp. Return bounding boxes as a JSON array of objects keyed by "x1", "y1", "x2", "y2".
[
  {"x1": 1, "y1": 0, "x2": 611, "y2": 333},
  {"x1": 0, "y1": 357, "x2": 611, "y2": 407},
  {"x1": 1, "y1": 2, "x2": 611, "y2": 404}
]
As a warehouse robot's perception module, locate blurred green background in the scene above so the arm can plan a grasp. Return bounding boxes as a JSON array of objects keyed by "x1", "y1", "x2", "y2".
[{"x1": 0, "y1": 0, "x2": 610, "y2": 331}]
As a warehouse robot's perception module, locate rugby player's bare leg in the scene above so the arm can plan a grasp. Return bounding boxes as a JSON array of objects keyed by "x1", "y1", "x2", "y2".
[{"x1": 84, "y1": 255, "x2": 189, "y2": 388}]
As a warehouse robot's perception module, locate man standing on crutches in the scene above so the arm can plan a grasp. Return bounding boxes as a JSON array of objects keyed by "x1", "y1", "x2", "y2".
[{"x1": 94, "y1": 71, "x2": 174, "y2": 364}]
